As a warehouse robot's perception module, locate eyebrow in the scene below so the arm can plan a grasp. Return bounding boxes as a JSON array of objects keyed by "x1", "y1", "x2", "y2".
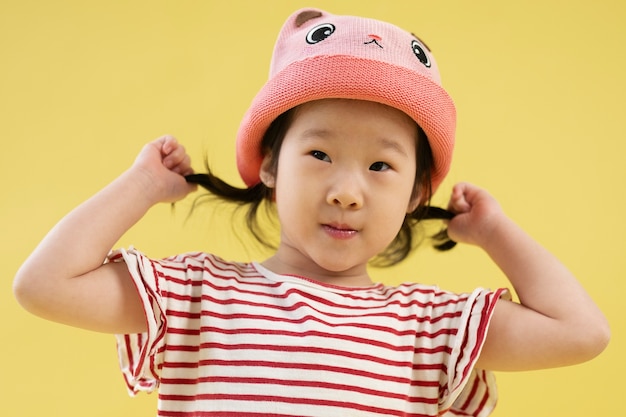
[
  {"x1": 299, "y1": 128, "x2": 410, "y2": 157},
  {"x1": 300, "y1": 128, "x2": 333, "y2": 140},
  {"x1": 378, "y1": 137, "x2": 410, "y2": 158}
]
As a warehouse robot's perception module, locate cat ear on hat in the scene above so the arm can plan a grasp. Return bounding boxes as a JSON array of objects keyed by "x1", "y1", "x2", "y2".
[{"x1": 295, "y1": 10, "x2": 323, "y2": 27}]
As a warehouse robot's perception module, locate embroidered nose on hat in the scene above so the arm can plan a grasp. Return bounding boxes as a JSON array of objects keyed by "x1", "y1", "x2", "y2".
[
  {"x1": 364, "y1": 34, "x2": 383, "y2": 48},
  {"x1": 235, "y1": 8, "x2": 456, "y2": 194}
]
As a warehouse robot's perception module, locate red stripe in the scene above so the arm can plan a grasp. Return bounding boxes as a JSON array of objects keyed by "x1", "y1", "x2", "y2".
[
  {"x1": 108, "y1": 252, "x2": 124, "y2": 261},
  {"x1": 169, "y1": 326, "x2": 415, "y2": 352},
  {"x1": 461, "y1": 289, "x2": 505, "y2": 385},
  {"x1": 166, "y1": 341, "x2": 413, "y2": 367},
  {"x1": 165, "y1": 304, "x2": 463, "y2": 329},
  {"x1": 146, "y1": 291, "x2": 166, "y2": 379},
  {"x1": 458, "y1": 374, "x2": 480, "y2": 411},
  {"x1": 157, "y1": 393, "x2": 434, "y2": 417},
  {"x1": 165, "y1": 330, "x2": 448, "y2": 362},
  {"x1": 471, "y1": 369, "x2": 493, "y2": 416},
  {"x1": 164, "y1": 308, "x2": 443, "y2": 334},
  {"x1": 138, "y1": 262, "x2": 167, "y2": 381},
  {"x1": 158, "y1": 413, "x2": 300, "y2": 417},
  {"x1": 159, "y1": 375, "x2": 439, "y2": 405},
  {"x1": 160, "y1": 358, "x2": 441, "y2": 387},
  {"x1": 121, "y1": 334, "x2": 135, "y2": 392},
  {"x1": 454, "y1": 290, "x2": 504, "y2": 415},
  {"x1": 413, "y1": 362, "x2": 447, "y2": 372},
  {"x1": 160, "y1": 285, "x2": 467, "y2": 316},
  {"x1": 191, "y1": 324, "x2": 455, "y2": 340},
  {"x1": 456, "y1": 291, "x2": 489, "y2": 387},
  {"x1": 415, "y1": 345, "x2": 453, "y2": 355}
]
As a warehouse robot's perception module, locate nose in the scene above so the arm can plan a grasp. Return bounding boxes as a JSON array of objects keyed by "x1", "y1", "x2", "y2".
[{"x1": 326, "y1": 171, "x2": 364, "y2": 209}]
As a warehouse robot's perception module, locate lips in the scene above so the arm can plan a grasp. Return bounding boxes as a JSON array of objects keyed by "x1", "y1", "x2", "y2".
[{"x1": 322, "y1": 223, "x2": 358, "y2": 240}]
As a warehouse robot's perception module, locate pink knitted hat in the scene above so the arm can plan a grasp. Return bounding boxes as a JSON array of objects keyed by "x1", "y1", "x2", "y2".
[{"x1": 236, "y1": 8, "x2": 456, "y2": 193}]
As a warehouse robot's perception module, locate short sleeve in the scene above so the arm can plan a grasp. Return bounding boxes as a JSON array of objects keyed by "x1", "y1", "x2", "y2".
[
  {"x1": 106, "y1": 248, "x2": 168, "y2": 396},
  {"x1": 440, "y1": 287, "x2": 510, "y2": 416}
]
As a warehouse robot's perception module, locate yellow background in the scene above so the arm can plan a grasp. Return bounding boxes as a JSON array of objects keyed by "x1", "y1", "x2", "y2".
[{"x1": 1, "y1": 0, "x2": 624, "y2": 415}]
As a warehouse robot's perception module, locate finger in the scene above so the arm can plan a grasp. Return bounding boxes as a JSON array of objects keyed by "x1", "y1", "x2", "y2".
[
  {"x1": 159, "y1": 135, "x2": 179, "y2": 156},
  {"x1": 171, "y1": 155, "x2": 194, "y2": 176},
  {"x1": 448, "y1": 197, "x2": 469, "y2": 214},
  {"x1": 448, "y1": 183, "x2": 471, "y2": 213},
  {"x1": 163, "y1": 143, "x2": 188, "y2": 169}
]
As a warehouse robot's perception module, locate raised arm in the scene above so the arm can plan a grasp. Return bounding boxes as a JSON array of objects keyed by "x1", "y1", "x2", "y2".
[
  {"x1": 13, "y1": 136, "x2": 196, "y2": 334},
  {"x1": 446, "y1": 182, "x2": 610, "y2": 371}
]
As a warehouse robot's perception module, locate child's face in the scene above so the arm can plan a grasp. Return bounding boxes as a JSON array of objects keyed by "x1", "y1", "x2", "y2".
[{"x1": 262, "y1": 99, "x2": 420, "y2": 282}]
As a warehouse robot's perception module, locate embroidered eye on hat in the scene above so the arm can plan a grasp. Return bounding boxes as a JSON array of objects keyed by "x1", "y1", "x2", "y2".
[{"x1": 235, "y1": 8, "x2": 456, "y2": 193}]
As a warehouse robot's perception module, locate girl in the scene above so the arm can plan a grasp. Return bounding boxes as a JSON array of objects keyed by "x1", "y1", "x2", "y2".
[{"x1": 13, "y1": 8, "x2": 609, "y2": 417}]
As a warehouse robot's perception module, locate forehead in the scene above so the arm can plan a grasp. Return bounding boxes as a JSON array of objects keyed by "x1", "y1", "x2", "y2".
[
  {"x1": 291, "y1": 99, "x2": 417, "y2": 133},
  {"x1": 286, "y1": 99, "x2": 418, "y2": 152}
]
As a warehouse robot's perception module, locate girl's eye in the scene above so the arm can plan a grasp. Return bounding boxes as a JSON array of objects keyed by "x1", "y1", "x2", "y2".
[
  {"x1": 310, "y1": 150, "x2": 331, "y2": 162},
  {"x1": 370, "y1": 161, "x2": 391, "y2": 171}
]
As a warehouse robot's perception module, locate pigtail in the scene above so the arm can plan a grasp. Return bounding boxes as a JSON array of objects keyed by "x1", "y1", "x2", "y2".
[
  {"x1": 185, "y1": 172, "x2": 266, "y2": 204},
  {"x1": 185, "y1": 170, "x2": 276, "y2": 250},
  {"x1": 412, "y1": 206, "x2": 457, "y2": 251}
]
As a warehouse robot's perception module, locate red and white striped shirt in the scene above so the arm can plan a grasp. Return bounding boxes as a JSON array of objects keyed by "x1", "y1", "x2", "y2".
[{"x1": 109, "y1": 248, "x2": 507, "y2": 417}]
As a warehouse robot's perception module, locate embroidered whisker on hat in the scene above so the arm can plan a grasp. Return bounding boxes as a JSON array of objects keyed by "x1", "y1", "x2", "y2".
[{"x1": 236, "y1": 8, "x2": 456, "y2": 193}]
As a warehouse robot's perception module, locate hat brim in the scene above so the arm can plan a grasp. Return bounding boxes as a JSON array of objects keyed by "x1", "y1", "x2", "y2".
[{"x1": 236, "y1": 55, "x2": 456, "y2": 192}]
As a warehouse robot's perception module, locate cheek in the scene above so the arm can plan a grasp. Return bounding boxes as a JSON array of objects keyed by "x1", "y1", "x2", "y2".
[
  {"x1": 378, "y1": 185, "x2": 417, "y2": 234},
  {"x1": 273, "y1": 161, "x2": 311, "y2": 206},
  {"x1": 370, "y1": 192, "x2": 408, "y2": 225},
  {"x1": 276, "y1": 155, "x2": 321, "y2": 190},
  {"x1": 368, "y1": 209, "x2": 407, "y2": 251},
  {"x1": 407, "y1": 186, "x2": 422, "y2": 213}
]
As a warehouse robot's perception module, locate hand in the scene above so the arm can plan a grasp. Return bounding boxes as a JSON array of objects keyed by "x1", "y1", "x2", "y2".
[
  {"x1": 131, "y1": 135, "x2": 197, "y2": 204},
  {"x1": 445, "y1": 182, "x2": 506, "y2": 248}
]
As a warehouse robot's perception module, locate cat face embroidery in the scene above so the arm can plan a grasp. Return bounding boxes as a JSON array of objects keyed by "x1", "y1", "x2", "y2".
[{"x1": 297, "y1": 10, "x2": 432, "y2": 69}]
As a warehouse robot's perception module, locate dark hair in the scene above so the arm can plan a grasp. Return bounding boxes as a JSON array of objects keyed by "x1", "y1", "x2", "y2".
[{"x1": 185, "y1": 108, "x2": 456, "y2": 267}]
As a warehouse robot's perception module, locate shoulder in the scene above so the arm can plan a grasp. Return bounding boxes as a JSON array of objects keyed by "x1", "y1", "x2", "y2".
[
  {"x1": 110, "y1": 248, "x2": 258, "y2": 286},
  {"x1": 379, "y1": 282, "x2": 472, "y2": 305},
  {"x1": 144, "y1": 252, "x2": 256, "y2": 283},
  {"x1": 159, "y1": 252, "x2": 253, "y2": 272},
  {"x1": 378, "y1": 283, "x2": 506, "y2": 324}
]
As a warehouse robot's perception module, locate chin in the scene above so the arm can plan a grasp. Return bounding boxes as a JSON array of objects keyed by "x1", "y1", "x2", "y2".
[{"x1": 314, "y1": 257, "x2": 366, "y2": 276}]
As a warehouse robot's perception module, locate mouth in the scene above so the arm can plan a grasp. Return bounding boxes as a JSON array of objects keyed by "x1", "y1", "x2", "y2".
[{"x1": 322, "y1": 223, "x2": 358, "y2": 240}]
